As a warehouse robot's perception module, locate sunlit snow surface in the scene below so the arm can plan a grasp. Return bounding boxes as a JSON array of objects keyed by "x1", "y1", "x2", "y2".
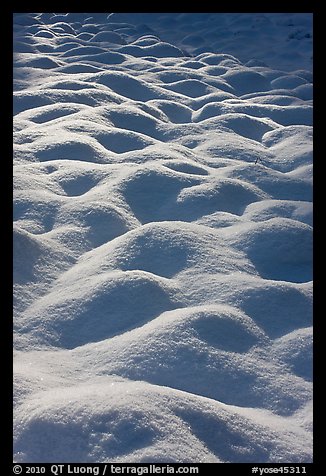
[{"x1": 13, "y1": 12, "x2": 313, "y2": 463}]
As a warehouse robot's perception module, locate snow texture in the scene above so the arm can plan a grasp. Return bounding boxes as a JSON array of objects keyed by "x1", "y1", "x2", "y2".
[{"x1": 13, "y1": 12, "x2": 313, "y2": 463}]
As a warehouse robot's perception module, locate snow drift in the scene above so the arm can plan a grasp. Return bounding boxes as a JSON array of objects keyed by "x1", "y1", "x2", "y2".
[{"x1": 13, "y1": 12, "x2": 313, "y2": 463}]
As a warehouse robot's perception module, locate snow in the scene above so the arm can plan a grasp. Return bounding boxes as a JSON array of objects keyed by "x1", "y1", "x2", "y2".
[{"x1": 13, "y1": 12, "x2": 313, "y2": 463}]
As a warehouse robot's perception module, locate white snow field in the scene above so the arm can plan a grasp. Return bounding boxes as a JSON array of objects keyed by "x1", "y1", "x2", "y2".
[{"x1": 13, "y1": 13, "x2": 313, "y2": 463}]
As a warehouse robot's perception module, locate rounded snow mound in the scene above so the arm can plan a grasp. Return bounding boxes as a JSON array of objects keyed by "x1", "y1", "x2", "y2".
[
  {"x1": 13, "y1": 377, "x2": 312, "y2": 463},
  {"x1": 229, "y1": 218, "x2": 312, "y2": 283}
]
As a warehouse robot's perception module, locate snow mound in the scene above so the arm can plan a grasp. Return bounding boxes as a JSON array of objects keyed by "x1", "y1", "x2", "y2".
[
  {"x1": 13, "y1": 377, "x2": 311, "y2": 463},
  {"x1": 228, "y1": 218, "x2": 312, "y2": 282},
  {"x1": 13, "y1": 12, "x2": 313, "y2": 463}
]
